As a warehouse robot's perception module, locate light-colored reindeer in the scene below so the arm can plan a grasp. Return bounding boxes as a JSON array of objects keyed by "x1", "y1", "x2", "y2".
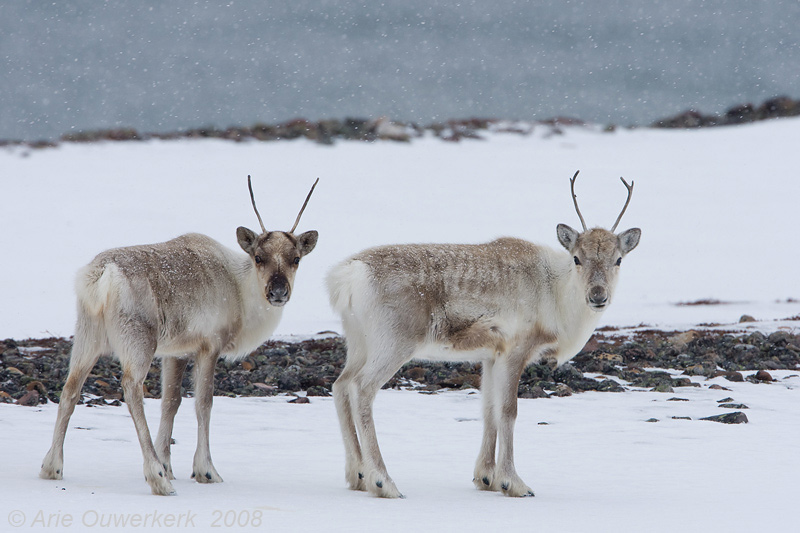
[
  {"x1": 40, "y1": 176, "x2": 319, "y2": 495},
  {"x1": 327, "y1": 171, "x2": 640, "y2": 498}
]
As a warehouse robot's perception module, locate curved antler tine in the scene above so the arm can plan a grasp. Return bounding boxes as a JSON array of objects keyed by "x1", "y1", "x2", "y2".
[
  {"x1": 610, "y1": 177, "x2": 634, "y2": 232},
  {"x1": 289, "y1": 177, "x2": 319, "y2": 234},
  {"x1": 569, "y1": 170, "x2": 588, "y2": 232},
  {"x1": 247, "y1": 175, "x2": 268, "y2": 234}
]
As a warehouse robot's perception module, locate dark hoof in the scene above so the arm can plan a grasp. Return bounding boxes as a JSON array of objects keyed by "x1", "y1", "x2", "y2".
[
  {"x1": 501, "y1": 482, "x2": 509, "y2": 491},
  {"x1": 482, "y1": 476, "x2": 490, "y2": 486},
  {"x1": 191, "y1": 472, "x2": 196, "y2": 479},
  {"x1": 358, "y1": 472, "x2": 364, "y2": 480},
  {"x1": 205, "y1": 472, "x2": 212, "y2": 480},
  {"x1": 376, "y1": 480, "x2": 383, "y2": 488}
]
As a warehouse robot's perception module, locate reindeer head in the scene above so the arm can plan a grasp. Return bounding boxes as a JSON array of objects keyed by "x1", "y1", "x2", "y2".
[
  {"x1": 556, "y1": 171, "x2": 640, "y2": 312},
  {"x1": 237, "y1": 176, "x2": 319, "y2": 307}
]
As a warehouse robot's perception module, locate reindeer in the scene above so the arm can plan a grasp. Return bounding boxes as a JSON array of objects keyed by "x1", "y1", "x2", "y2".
[
  {"x1": 40, "y1": 176, "x2": 319, "y2": 495},
  {"x1": 326, "y1": 171, "x2": 640, "y2": 498}
]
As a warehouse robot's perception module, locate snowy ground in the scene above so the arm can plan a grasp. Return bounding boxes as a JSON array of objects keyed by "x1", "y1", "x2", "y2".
[
  {"x1": 2, "y1": 371, "x2": 798, "y2": 532},
  {"x1": 2, "y1": 120, "x2": 799, "y2": 531},
  {"x1": 2, "y1": 118, "x2": 800, "y2": 339}
]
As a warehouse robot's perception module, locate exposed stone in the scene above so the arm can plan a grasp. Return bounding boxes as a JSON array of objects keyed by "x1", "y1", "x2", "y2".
[
  {"x1": 722, "y1": 371, "x2": 744, "y2": 382},
  {"x1": 700, "y1": 412, "x2": 749, "y2": 424},
  {"x1": 16, "y1": 390, "x2": 41, "y2": 406},
  {"x1": 519, "y1": 385, "x2": 549, "y2": 399},
  {"x1": 718, "y1": 403, "x2": 749, "y2": 409}
]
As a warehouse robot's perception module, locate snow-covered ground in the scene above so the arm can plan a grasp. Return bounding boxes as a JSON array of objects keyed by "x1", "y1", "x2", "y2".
[
  {"x1": 2, "y1": 371, "x2": 798, "y2": 532},
  {"x1": 2, "y1": 118, "x2": 800, "y2": 339},
  {"x1": 2, "y1": 120, "x2": 799, "y2": 531}
]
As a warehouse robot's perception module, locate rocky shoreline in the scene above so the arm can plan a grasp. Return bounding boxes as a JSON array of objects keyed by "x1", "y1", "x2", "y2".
[
  {"x1": 3, "y1": 327, "x2": 798, "y2": 417},
  {"x1": 2, "y1": 96, "x2": 798, "y2": 150}
]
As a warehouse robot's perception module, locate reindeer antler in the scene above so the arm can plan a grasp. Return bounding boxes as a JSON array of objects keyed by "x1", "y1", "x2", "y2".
[
  {"x1": 610, "y1": 177, "x2": 634, "y2": 232},
  {"x1": 247, "y1": 175, "x2": 267, "y2": 234},
  {"x1": 289, "y1": 177, "x2": 319, "y2": 234},
  {"x1": 569, "y1": 170, "x2": 588, "y2": 232}
]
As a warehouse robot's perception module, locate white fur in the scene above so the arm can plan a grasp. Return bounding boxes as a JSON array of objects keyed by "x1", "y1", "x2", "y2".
[
  {"x1": 40, "y1": 233, "x2": 298, "y2": 496},
  {"x1": 327, "y1": 231, "x2": 635, "y2": 498}
]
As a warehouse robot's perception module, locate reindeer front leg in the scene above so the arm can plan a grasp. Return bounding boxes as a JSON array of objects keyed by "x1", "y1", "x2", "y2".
[
  {"x1": 155, "y1": 357, "x2": 190, "y2": 480},
  {"x1": 493, "y1": 353, "x2": 534, "y2": 497},
  {"x1": 192, "y1": 350, "x2": 224, "y2": 483},
  {"x1": 474, "y1": 358, "x2": 499, "y2": 491}
]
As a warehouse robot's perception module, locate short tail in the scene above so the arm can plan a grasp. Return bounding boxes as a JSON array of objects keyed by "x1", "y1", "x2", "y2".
[
  {"x1": 75, "y1": 262, "x2": 120, "y2": 317},
  {"x1": 326, "y1": 259, "x2": 372, "y2": 316}
]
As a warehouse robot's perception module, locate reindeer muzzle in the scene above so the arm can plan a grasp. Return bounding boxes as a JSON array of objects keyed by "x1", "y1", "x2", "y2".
[
  {"x1": 266, "y1": 274, "x2": 291, "y2": 306},
  {"x1": 587, "y1": 286, "x2": 609, "y2": 310}
]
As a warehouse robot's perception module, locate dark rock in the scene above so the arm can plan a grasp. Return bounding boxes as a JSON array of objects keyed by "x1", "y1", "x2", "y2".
[
  {"x1": 277, "y1": 368, "x2": 302, "y2": 391},
  {"x1": 645, "y1": 418, "x2": 660, "y2": 423},
  {"x1": 519, "y1": 385, "x2": 549, "y2": 399},
  {"x1": 701, "y1": 412, "x2": 749, "y2": 424},
  {"x1": 722, "y1": 371, "x2": 744, "y2": 382},
  {"x1": 754, "y1": 370, "x2": 774, "y2": 382},
  {"x1": 718, "y1": 403, "x2": 749, "y2": 409},
  {"x1": 16, "y1": 390, "x2": 41, "y2": 406},
  {"x1": 288, "y1": 396, "x2": 310, "y2": 404},
  {"x1": 595, "y1": 379, "x2": 625, "y2": 392},
  {"x1": 552, "y1": 384, "x2": 573, "y2": 397},
  {"x1": 4, "y1": 325, "x2": 799, "y2": 404},
  {"x1": 739, "y1": 315, "x2": 756, "y2": 323}
]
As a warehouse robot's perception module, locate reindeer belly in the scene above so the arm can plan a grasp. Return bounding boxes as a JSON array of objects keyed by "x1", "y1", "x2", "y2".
[{"x1": 411, "y1": 342, "x2": 496, "y2": 363}]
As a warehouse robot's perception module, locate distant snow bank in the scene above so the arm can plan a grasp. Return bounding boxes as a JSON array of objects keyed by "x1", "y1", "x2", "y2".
[{"x1": 2, "y1": 117, "x2": 800, "y2": 339}]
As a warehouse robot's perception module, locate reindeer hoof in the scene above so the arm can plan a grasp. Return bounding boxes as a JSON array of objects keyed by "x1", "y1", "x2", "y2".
[{"x1": 499, "y1": 478, "x2": 535, "y2": 498}]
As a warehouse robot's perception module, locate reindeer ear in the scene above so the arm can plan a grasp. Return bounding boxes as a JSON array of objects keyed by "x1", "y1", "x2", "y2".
[
  {"x1": 618, "y1": 228, "x2": 641, "y2": 255},
  {"x1": 237, "y1": 226, "x2": 258, "y2": 253},
  {"x1": 556, "y1": 224, "x2": 579, "y2": 252},
  {"x1": 296, "y1": 230, "x2": 318, "y2": 257}
]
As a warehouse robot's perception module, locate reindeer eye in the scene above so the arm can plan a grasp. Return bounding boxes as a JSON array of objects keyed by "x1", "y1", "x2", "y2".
[
  {"x1": 254, "y1": 255, "x2": 263, "y2": 264},
  {"x1": 573, "y1": 256, "x2": 581, "y2": 266},
  {"x1": 293, "y1": 257, "x2": 300, "y2": 265},
  {"x1": 615, "y1": 257, "x2": 622, "y2": 266}
]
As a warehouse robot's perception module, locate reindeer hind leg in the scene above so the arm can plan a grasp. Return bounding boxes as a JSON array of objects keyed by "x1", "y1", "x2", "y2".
[
  {"x1": 115, "y1": 321, "x2": 175, "y2": 496},
  {"x1": 332, "y1": 321, "x2": 369, "y2": 491},
  {"x1": 40, "y1": 311, "x2": 107, "y2": 480},
  {"x1": 351, "y1": 337, "x2": 415, "y2": 499}
]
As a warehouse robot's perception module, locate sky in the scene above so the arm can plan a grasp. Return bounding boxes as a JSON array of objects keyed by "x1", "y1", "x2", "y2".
[{"x1": 2, "y1": 1, "x2": 799, "y2": 140}]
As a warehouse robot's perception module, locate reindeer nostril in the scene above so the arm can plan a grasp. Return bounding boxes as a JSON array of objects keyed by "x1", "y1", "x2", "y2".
[{"x1": 589, "y1": 287, "x2": 608, "y2": 305}]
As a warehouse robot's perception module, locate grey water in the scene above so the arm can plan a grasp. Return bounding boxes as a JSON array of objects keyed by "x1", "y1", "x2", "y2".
[{"x1": 2, "y1": 0, "x2": 799, "y2": 142}]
